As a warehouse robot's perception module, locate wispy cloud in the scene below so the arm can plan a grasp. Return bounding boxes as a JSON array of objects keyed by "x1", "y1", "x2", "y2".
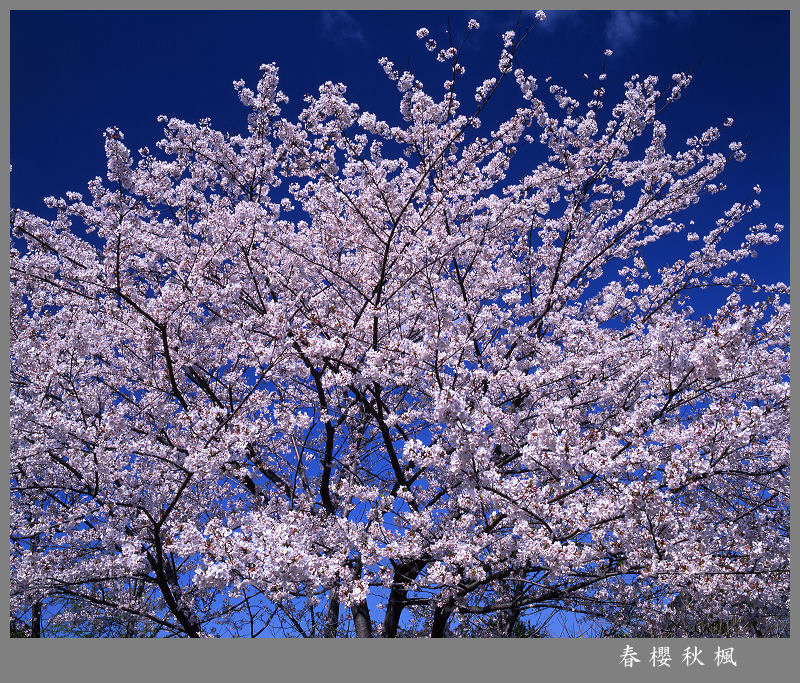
[
  {"x1": 320, "y1": 11, "x2": 367, "y2": 47},
  {"x1": 664, "y1": 10, "x2": 697, "y2": 24},
  {"x1": 533, "y1": 10, "x2": 582, "y2": 33},
  {"x1": 604, "y1": 10, "x2": 655, "y2": 52}
]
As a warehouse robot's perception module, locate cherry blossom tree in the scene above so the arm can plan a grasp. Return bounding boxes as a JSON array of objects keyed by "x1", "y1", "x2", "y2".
[{"x1": 10, "y1": 14, "x2": 789, "y2": 638}]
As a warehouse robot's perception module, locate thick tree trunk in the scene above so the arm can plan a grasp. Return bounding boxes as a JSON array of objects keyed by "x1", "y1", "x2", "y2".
[
  {"x1": 349, "y1": 555, "x2": 372, "y2": 638},
  {"x1": 382, "y1": 560, "x2": 427, "y2": 638},
  {"x1": 351, "y1": 601, "x2": 373, "y2": 638},
  {"x1": 382, "y1": 585, "x2": 407, "y2": 638},
  {"x1": 431, "y1": 605, "x2": 454, "y2": 638},
  {"x1": 500, "y1": 608, "x2": 522, "y2": 637},
  {"x1": 500, "y1": 579, "x2": 525, "y2": 637},
  {"x1": 31, "y1": 600, "x2": 42, "y2": 638},
  {"x1": 323, "y1": 586, "x2": 340, "y2": 637},
  {"x1": 30, "y1": 536, "x2": 41, "y2": 638}
]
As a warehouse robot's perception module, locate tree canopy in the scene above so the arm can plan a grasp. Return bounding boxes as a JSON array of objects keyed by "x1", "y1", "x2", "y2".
[{"x1": 10, "y1": 14, "x2": 789, "y2": 638}]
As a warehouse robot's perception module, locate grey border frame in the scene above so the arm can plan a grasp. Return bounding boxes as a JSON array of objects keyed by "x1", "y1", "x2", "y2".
[{"x1": 2, "y1": 3, "x2": 795, "y2": 682}]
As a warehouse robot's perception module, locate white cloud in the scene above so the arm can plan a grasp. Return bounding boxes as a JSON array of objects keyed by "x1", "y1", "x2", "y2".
[
  {"x1": 604, "y1": 10, "x2": 655, "y2": 52},
  {"x1": 533, "y1": 9, "x2": 582, "y2": 33},
  {"x1": 320, "y1": 11, "x2": 367, "y2": 46}
]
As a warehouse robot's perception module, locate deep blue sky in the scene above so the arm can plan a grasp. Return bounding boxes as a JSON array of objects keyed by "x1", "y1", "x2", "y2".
[{"x1": 11, "y1": 10, "x2": 790, "y2": 290}]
